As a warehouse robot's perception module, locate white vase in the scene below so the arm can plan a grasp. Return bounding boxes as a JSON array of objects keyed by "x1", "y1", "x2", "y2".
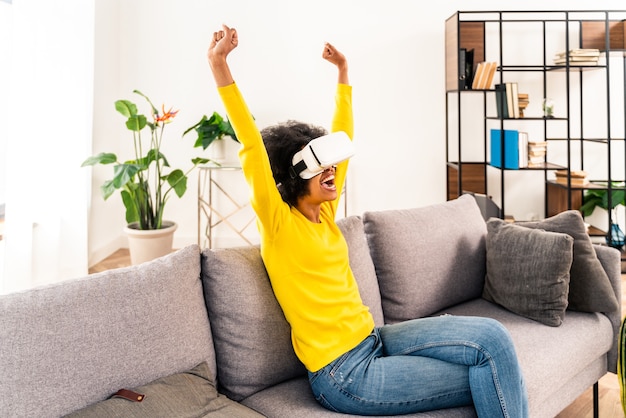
[
  {"x1": 124, "y1": 221, "x2": 177, "y2": 265},
  {"x1": 209, "y1": 139, "x2": 240, "y2": 166}
]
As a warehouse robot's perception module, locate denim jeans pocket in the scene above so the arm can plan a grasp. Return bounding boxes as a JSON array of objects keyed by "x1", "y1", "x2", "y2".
[{"x1": 314, "y1": 393, "x2": 340, "y2": 412}]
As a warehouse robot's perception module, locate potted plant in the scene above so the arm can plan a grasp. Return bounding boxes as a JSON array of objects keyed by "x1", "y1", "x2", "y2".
[
  {"x1": 580, "y1": 183, "x2": 626, "y2": 250},
  {"x1": 183, "y1": 111, "x2": 239, "y2": 163},
  {"x1": 82, "y1": 90, "x2": 214, "y2": 264}
]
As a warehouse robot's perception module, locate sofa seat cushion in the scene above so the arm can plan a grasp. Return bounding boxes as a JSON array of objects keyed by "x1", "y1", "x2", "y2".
[
  {"x1": 482, "y1": 218, "x2": 573, "y2": 326},
  {"x1": 241, "y1": 376, "x2": 477, "y2": 418},
  {"x1": 0, "y1": 245, "x2": 215, "y2": 418},
  {"x1": 436, "y1": 298, "x2": 613, "y2": 418},
  {"x1": 63, "y1": 362, "x2": 263, "y2": 418},
  {"x1": 363, "y1": 194, "x2": 487, "y2": 323}
]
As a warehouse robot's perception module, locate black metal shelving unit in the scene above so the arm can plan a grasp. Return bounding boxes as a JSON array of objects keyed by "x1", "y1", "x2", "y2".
[{"x1": 445, "y1": 10, "x2": 626, "y2": 237}]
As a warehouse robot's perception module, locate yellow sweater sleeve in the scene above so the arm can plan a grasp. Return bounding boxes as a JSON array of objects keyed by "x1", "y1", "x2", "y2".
[{"x1": 217, "y1": 83, "x2": 374, "y2": 372}]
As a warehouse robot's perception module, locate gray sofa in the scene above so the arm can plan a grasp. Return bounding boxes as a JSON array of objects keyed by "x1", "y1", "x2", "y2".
[{"x1": 0, "y1": 194, "x2": 621, "y2": 418}]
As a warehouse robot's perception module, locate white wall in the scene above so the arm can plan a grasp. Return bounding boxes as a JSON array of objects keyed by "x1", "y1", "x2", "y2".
[
  {"x1": 3, "y1": 0, "x2": 93, "y2": 293},
  {"x1": 23, "y1": 0, "x2": 626, "y2": 269}
]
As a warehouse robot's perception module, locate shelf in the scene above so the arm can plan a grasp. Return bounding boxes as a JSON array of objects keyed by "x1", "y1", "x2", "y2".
[
  {"x1": 547, "y1": 180, "x2": 626, "y2": 190},
  {"x1": 488, "y1": 162, "x2": 566, "y2": 171}
]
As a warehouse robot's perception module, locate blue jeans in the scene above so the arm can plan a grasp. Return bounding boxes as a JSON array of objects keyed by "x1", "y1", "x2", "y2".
[{"x1": 308, "y1": 316, "x2": 528, "y2": 417}]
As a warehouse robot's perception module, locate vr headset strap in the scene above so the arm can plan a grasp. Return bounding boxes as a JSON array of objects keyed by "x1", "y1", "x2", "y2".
[{"x1": 289, "y1": 159, "x2": 308, "y2": 179}]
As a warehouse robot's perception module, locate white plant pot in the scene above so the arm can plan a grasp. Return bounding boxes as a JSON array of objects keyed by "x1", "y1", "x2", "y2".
[
  {"x1": 124, "y1": 221, "x2": 177, "y2": 265},
  {"x1": 209, "y1": 139, "x2": 240, "y2": 165}
]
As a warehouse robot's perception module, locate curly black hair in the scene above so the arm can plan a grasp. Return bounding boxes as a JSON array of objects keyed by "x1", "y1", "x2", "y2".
[{"x1": 260, "y1": 120, "x2": 328, "y2": 207}]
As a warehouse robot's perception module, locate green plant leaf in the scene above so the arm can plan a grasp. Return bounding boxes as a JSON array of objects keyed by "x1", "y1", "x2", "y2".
[
  {"x1": 133, "y1": 90, "x2": 158, "y2": 117},
  {"x1": 101, "y1": 180, "x2": 117, "y2": 200},
  {"x1": 125, "y1": 114, "x2": 147, "y2": 132},
  {"x1": 81, "y1": 152, "x2": 117, "y2": 167},
  {"x1": 581, "y1": 184, "x2": 626, "y2": 215},
  {"x1": 166, "y1": 169, "x2": 187, "y2": 197},
  {"x1": 112, "y1": 163, "x2": 141, "y2": 188},
  {"x1": 192, "y1": 157, "x2": 210, "y2": 165},
  {"x1": 145, "y1": 148, "x2": 169, "y2": 167},
  {"x1": 184, "y1": 111, "x2": 240, "y2": 149},
  {"x1": 121, "y1": 189, "x2": 139, "y2": 224},
  {"x1": 115, "y1": 100, "x2": 137, "y2": 118}
]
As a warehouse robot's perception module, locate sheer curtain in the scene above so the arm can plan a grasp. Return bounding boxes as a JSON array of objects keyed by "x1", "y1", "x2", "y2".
[{"x1": 2, "y1": 0, "x2": 93, "y2": 294}]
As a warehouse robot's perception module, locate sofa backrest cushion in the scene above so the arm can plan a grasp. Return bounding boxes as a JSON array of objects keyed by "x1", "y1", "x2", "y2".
[
  {"x1": 201, "y1": 246, "x2": 306, "y2": 401},
  {"x1": 363, "y1": 194, "x2": 487, "y2": 323},
  {"x1": 337, "y1": 215, "x2": 385, "y2": 326},
  {"x1": 201, "y1": 219, "x2": 384, "y2": 402},
  {"x1": 0, "y1": 245, "x2": 215, "y2": 418}
]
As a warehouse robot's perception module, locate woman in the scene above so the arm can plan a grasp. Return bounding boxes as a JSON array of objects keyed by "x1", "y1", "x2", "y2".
[{"x1": 207, "y1": 24, "x2": 528, "y2": 417}]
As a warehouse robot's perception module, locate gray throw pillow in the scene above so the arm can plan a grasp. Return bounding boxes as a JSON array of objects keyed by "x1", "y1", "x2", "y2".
[
  {"x1": 63, "y1": 362, "x2": 263, "y2": 418},
  {"x1": 517, "y1": 210, "x2": 619, "y2": 313},
  {"x1": 201, "y1": 246, "x2": 306, "y2": 402},
  {"x1": 483, "y1": 219, "x2": 573, "y2": 327},
  {"x1": 363, "y1": 194, "x2": 488, "y2": 322}
]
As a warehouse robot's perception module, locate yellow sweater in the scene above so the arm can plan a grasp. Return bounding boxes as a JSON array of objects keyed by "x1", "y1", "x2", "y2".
[{"x1": 218, "y1": 83, "x2": 374, "y2": 372}]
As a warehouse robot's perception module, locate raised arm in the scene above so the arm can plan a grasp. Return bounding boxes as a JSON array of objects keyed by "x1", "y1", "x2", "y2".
[
  {"x1": 321, "y1": 43, "x2": 353, "y2": 215},
  {"x1": 207, "y1": 24, "x2": 287, "y2": 234},
  {"x1": 322, "y1": 42, "x2": 349, "y2": 85},
  {"x1": 208, "y1": 24, "x2": 238, "y2": 87}
]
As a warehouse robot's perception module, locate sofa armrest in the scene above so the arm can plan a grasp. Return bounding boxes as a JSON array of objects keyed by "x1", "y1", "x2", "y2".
[{"x1": 594, "y1": 244, "x2": 622, "y2": 374}]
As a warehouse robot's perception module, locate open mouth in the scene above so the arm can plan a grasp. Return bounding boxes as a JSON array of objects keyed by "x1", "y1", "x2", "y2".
[{"x1": 320, "y1": 173, "x2": 336, "y2": 191}]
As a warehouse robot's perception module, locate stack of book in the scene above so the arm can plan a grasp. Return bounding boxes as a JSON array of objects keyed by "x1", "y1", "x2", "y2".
[
  {"x1": 472, "y1": 62, "x2": 498, "y2": 90},
  {"x1": 518, "y1": 93, "x2": 529, "y2": 117},
  {"x1": 553, "y1": 49, "x2": 601, "y2": 66},
  {"x1": 554, "y1": 170, "x2": 589, "y2": 186},
  {"x1": 527, "y1": 140, "x2": 547, "y2": 167}
]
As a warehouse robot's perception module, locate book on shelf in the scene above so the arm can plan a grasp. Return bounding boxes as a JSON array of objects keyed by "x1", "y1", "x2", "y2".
[
  {"x1": 464, "y1": 49, "x2": 474, "y2": 89},
  {"x1": 511, "y1": 82, "x2": 520, "y2": 119},
  {"x1": 494, "y1": 84, "x2": 509, "y2": 118},
  {"x1": 471, "y1": 62, "x2": 485, "y2": 90},
  {"x1": 554, "y1": 49, "x2": 600, "y2": 66},
  {"x1": 556, "y1": 48, "x2": 600, "y2": 58},
  {"x1": 459, "y1": 48, "x2": 475, "y2": 89},
  {"x1": 482, "y1": 62, "x2": 497, "y2": 90},
  {"x1": 553, "y1": 58, "x2": 599, "y2": 66},
  {"x1": 471, "y1": 61, "x2": 497, "y2": 89},
  {"x1": 490, "y1": 129, "x2": 523, "y2": 169},
  {"x1": 504, "y1": 83, "x2": 521, "y2": 119},
  {"x1": 518, "y1": 132, "x2": 529, "y2": 168},
  {"x1": 518, "y1": 93, "x2": 529, "y2": 117},
  {"x1": 554, "y1": 170, "x2": 589, "y2": 186},
  {"x1": 458, "y1": 48, "x2": 467, "y2": 90},
  {"x1": 527, "y1": 139, "x2": 547, "y2": 166}
]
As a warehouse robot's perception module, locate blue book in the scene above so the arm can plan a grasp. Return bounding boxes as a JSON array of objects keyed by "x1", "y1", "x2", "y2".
[{"x1": 490, "y1": 129, "x2": 519, "y2": 169}]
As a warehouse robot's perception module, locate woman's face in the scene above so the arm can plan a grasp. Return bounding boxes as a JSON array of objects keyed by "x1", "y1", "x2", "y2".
[{"x1": 305, "y1": 166, "x2": 338, "y2": 203}]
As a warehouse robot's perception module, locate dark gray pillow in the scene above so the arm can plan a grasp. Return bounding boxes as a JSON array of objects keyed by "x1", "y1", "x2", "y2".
[
  {"x1": 63, "y1": 362, "x2": 263, "y2": 418},
  {"x1": 483, "y1": 219, "x2": 573, "y2": 327},
  {"x1": 517, "y1": 210, "x2": 619, "y2": 313},
  {"x1": 201, "y1": 246, "x2": 306, "y2": 401}
]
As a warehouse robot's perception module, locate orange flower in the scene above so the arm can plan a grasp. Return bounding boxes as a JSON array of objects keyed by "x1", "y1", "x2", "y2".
[{"x1": 155, "y1": 104, "x2": 179, "y2": 124}]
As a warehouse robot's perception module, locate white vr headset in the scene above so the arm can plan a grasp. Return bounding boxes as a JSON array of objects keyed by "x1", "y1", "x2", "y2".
[{"x1": 289, "y1": 131, "x2": 355, "y2": 180}]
